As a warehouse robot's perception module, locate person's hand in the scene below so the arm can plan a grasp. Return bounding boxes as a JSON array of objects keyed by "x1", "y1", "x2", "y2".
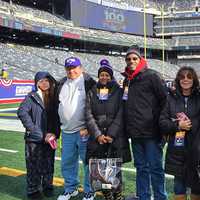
[
  {"x1": 178, "y1": 119, "x2": 192, "y2": 131},
  {"x1": 80, "y1": 128, "x2": 88, "y2": 137},
  {"x1": 104, "y1": 136, "x2": 113, "y2": 143},
  {"x1": 97, "y1": 135, "x2": 108, "y2": 144},
  {"x1": 45, "y1": 133, "x2": 55, "y2": 143}
]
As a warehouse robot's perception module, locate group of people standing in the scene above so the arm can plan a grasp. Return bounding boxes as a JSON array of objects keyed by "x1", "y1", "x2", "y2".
[{"x1": 17, "y1": 48, "x2": 200, "y2": 200}]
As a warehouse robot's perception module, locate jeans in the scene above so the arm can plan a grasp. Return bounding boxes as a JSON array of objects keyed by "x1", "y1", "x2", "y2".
[
  {"x1": 174, "y1": 176, "x2": 186, "y2": 195},
  {"x1": 61, "y1": 131, "x2": 92, "y2": 193},
  {"x1": 131, "y1": 139, "x2": 167, "y2": 200}
]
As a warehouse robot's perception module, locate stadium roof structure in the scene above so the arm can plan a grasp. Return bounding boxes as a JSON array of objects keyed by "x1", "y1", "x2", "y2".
[
  {"x1": 2, "y1": 0, "x2": 200, "y2": 13},
  {"x1": 86, "y1": 0, "x2": 200, "y2": 13}
]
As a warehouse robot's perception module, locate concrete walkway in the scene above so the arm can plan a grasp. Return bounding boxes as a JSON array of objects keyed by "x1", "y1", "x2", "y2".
[
  {"x1": 0, "y1": 108, "x2": 24, "y2": 132},
  {"x1": 0, "y1": 118, "x2": 24, "y2": 132}
]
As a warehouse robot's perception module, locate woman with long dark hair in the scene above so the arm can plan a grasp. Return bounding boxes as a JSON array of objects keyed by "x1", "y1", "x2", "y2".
[
  {"x1": 18, "y1": 71, "x2": 60, "y2": 199},
  {"x1": 160, "y1": 66, "x2": 200, "y2": 200}
]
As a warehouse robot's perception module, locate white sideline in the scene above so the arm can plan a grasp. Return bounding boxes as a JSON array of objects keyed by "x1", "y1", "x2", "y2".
[
  {"x1": 55, "y1": 157, "x2": 173, "y2": 179},
  {"x1": 0, "y1": 149, "x2": 173, "y2": 179}
]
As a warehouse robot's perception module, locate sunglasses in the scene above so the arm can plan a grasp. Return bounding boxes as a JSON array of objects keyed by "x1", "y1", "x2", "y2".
[
  {"x1": 126, "y1": 57, "x2": 140, "y2": 61},
  {"x1": 179, "y1": 73, "x2": 193, "y2": 80}
]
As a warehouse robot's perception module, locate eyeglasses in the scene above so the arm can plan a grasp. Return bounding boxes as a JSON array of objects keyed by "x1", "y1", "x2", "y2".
[
  {"x1": 179, "y1": 74, "x2": 193, "y2": 80},
  {"x1": 126, "y1": 57, "x2": 139, "y2": 61}
]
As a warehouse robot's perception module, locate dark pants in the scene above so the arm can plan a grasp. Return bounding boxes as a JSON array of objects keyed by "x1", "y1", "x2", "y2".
[
  {"x1": 25, "y1": 141, "x2": 55, "y2": 195},
  {"x1": 174, "y1": 176, "x2": 186, "y2": 195}
]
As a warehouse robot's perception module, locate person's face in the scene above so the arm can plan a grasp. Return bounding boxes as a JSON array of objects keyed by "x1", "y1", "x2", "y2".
[
  {"x1": 99, "y1": 71, "x2": 111, "y2": 85},
  {"x1": 125, "y1": 53, "x2": 140, "y2": 71},
  {"x1": 66, "y1": 66, "x2": 83, "y2": 80},
  {"x1": 37, "y1": 78, "x2": 50, "y2": 91},
  {"x1": 179, "y1": 71, "x2": 193, "y2": 91}
]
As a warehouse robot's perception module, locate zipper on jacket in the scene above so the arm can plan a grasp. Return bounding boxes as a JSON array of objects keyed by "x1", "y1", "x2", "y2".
[{"x1": 184, "y1": 97, "x2": 188, "y2": 113}]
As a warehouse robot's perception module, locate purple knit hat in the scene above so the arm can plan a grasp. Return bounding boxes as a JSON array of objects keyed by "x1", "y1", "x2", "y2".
[{"x1": 98, "y1": 59, "x2": 113, "y2": 78}]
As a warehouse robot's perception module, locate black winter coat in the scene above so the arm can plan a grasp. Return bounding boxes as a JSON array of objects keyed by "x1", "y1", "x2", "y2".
[
  {"x1": 18, "y1": 92, "x2": 60, "y2": 142},
  {"x1": 86, "y1": 81, "x2": 131, "y2": 163},
  {"x1": 159, "y1": 88, "x2": 200, "y2": 189},
  {"x1": 123, "y1": 68, "x2": 166, "y2": 140}
]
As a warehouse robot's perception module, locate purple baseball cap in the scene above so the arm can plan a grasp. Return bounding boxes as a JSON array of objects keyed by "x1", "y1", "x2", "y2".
[{"x1": 65, "y1": 57, "x2": 81, "y2": 68}]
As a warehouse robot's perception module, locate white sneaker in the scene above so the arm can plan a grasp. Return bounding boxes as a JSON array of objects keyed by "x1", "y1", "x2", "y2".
[
  {"x1": 57, "y1": 190, "x2": 79, "y2": 200},
  {"x1": 82, "y1": 192, "x2": 95, "y2": 200}
]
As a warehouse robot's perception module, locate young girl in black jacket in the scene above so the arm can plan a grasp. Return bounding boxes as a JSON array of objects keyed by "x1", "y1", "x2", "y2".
[
  {"x1": 86, "y1": 59, "x2": 131, "y2": 200},
  {"x1": 18, "y1": 71, "x2": 60, "y2": 199}
]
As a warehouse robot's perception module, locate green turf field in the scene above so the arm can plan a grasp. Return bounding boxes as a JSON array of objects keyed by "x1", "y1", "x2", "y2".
[
  {"x1": 0, "y1": 103, "x2": 20, "y2": 109},
  {"x1": 0, "y1": 130, "x2": 175, "y2": 200},
  {"x1": 0, "y1": 103, "x2": 174, "y2": 199}
]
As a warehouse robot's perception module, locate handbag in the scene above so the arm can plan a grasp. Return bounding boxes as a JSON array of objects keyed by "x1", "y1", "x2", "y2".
[{"x1": 89, "y1": 157, "x2": 122, "y2": 191}]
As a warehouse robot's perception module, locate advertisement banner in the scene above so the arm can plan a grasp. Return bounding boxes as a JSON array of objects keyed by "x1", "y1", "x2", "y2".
[
  {"x1": 62, "y1": 32, "x2": 80, "y2": 39},
  {"x1": 71, "y1": 0, "x2": 153, "y2": 36},
  {"x1": 14, "y1": 21, "x2": 23, "y2": 30},
  {"x1": 0, "y1": 79, "x2": 35, "y2": 104}
]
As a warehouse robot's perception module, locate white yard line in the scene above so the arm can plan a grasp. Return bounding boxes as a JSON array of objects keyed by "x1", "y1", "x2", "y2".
[
  {"x1": 1, "y1": 119, "x2": 173, "y2": 178},
  {"x1": 0, "y1": 148, "x2": 18, "y2": 153},
  {"x1": 55, "y1": 157, "x2": 173, "y2": 179},
  {"x1": 0, "y1": 146, "x2": 173, "y2": 178},
  {"x1": 0, "y1": 108, "x2": 18, "y2": 111}
]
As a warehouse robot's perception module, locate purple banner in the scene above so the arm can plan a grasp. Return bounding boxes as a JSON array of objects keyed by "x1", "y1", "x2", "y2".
[{"x1": 71, "y1": 0, "x2": 153, "y2": 36}]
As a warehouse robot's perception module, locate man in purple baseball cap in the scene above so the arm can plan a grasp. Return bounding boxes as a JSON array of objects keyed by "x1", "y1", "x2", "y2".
[
  {"x1": 64, "y1": 57, "x2": 82, "y2": 80},
  {"x1": 57, "y1": 56, "x2": 96, "y2": 200},
  {"x1": 65, "y1": 57, "x2": 81, "y2": 68}
]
